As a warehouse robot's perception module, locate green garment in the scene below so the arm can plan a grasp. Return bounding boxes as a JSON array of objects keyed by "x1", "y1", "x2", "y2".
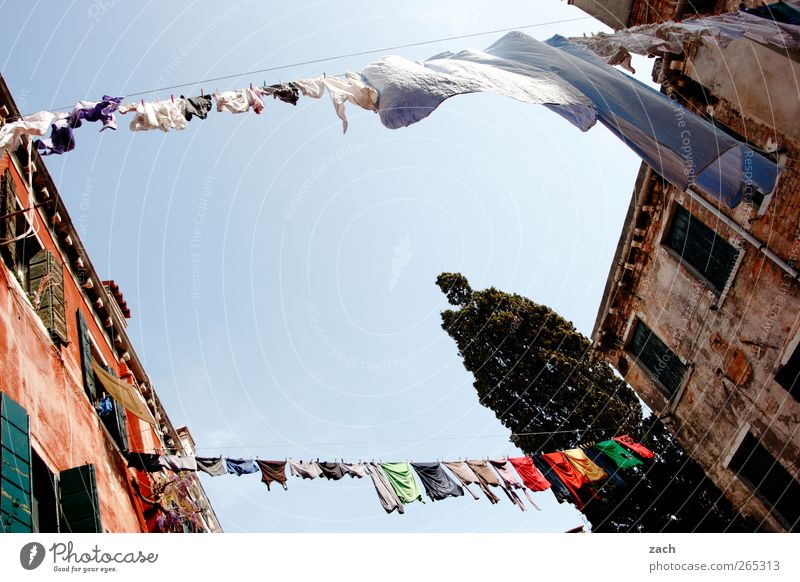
[
  {"x1": 380, "y1": 462, "x2": 424, "y2": 504},
  {"x1": 595, "y1": 440, "x2": 644, "y2": 469}
]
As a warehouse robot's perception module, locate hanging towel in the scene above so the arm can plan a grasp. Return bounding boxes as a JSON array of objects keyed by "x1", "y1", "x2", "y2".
[
  {"x1": 612, "y1": 435, "x2": 654, "y2": 459},
  {"x1": 585, "y1": 447, "x2": 627, "y2": 488},
  {"x1": 256, "y1": 460, "x2": 288, "y2": 490},
  {"x1": 124, "y1": 451, "x2": 162, "y2": 473},
  {"x1": 508, "y1": 456, "x2": 552, "y2": 492},
  {"x1": 595, "y1": 439, "x2": 645, "y2": 468},
  {"x1": 563, "y1": 448, "x2": 608, "y2": 482},
  {"x1": 467, "y1": 459, "x2": 525, "y2": 511},
  {"x1": 490, "y1": 458, "x2": 541, "y2": 510},
  {"x1": 380, "y1": 462, "x2": 424, "y2": 504},
  {"x1": 288, "y1": 459, "x2": 323, "y2": 479},
  {"x1": 360, "y1": 30, "x2": 777, "y2": 208},
  {"x1": 541, "y1": 452, "x2": 593, "y2": 509},
  {"x1": 532, "y1": 455, "x2": 572, "y2": 504},
  {"x1": 159, "y1": 455, "x2": 198, "y2": 472},
  {"x1": 196, "y1": 456, "x2": 228, "y2": 477},
  {"x1": 180, "y1": 94, "x2": 213, "y2": 121},
  {"x1": 342, "y1": 462, "x2": 367, "y2": 478},
  {"x1": 411, "y1": 462, "x2": 464, "y2": 502},
  {"x1": 225, "y1": 458, "x2": 259, "y2": 476},
  {"x1": 0, "y1": 111, "x2": 57, "y2": 155},
  {"x1": 318, "y1": 461, "x2": 347, "y2": 481},
  {"x1": 364, "y1": 462, "x2": 404, "y2": 514},
  {"x1": 443, "y1": 461, "x2": 497, "y2": 503}
]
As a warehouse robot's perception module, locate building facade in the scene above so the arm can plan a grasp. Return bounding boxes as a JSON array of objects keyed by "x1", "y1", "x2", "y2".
[
  {"x1": 0, "y1": 75, "x2": 221, "y2": 533},
  {"x1": 574, "y1": 1, "x2": 800, "y2": 531}
]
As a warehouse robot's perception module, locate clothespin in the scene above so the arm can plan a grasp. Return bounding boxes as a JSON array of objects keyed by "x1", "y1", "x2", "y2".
[
  {"x1": 141, "y1": 98, "x2": 144, "y2": 106},
  {"x1": 171, "y1": 95, "x2": 174, "y2": 103},
  {"x1": 200, "y1": 88, "x2": 204, "y2": 97}
]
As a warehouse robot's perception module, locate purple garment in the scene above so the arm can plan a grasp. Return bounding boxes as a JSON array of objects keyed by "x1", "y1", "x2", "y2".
[
  {"x1": 37, "y1": 115, "x2": 75, "y2": 156},
  {"x1": 37, "y1": 96, "x2": 123, "y2": 156}
]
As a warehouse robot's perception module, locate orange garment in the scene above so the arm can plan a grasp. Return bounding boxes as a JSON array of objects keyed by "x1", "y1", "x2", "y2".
[
  {"x1": 541, "y1": 452, "x2": 591, "y2": 509},
  {"x1": 563, "y1": 448, "x2": 607, "y2": 482},
  {"x1": 613, "y1": 435, "x2": 654, "y2": 459}
]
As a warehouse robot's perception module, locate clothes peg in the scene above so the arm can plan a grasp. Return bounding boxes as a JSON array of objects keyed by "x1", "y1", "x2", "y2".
[
  {"x1": 141, "y1": 98, "x2": 144, "y2": 106},
  {"x1": 171, "y1": 95, "x2": 174, "y2": 103},
  {"x1": 200, "y1": 88, "x2": 204, "y2": 97}
]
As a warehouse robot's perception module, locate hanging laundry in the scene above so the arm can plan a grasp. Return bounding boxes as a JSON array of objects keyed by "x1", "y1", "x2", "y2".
[
  {"x1": 364, "y1": 462, "x2": 404, "y2": 514},
  {"x1": 256, "y1": 460, "x2": 288, "y2": 490},
  {"x1": 490, "y1": 458, "x2": 541, "y2": 510},
  {"x1": 360, "y1": 30, "x2": 777, "y2": 208},
  {"x1": 214, "y1": 88, "x2": 264, "y2": 114},
  {"x1": 532, "y1": 455, "x2": 571, "y2": 504},
  {"x1": 294, "y1": 77, "x2": 325, "y2": 99},
  {"x1": 288, "y1": 459, "x2": 323, "y2": 479},
  {"x1": 612, "y1": 435, "x2": 654, "y2": 459},
  {"x1": 196, "y1": 456, "x2": 228, "y2": 477},
  {"x1": 585, "y1": 447, "x2": 626, "y2": 488},
  {"x1": 411, "y1": 462, "x2": 464, "y2": 502},
  {"x1": 180, "y1": 94, "x2": 213, "y2": 121},
  {"x1": 507, "y1": 456, "x2": 552, "y2": 492},
  {"x1": 37, "y1": 114, "x2": 75, "y2": 156},
  {"x1": 225, "y1": 458, "x2": 259, "y2": 476},
  {"x1": 594, "y1": 439, "x2": 645, "y2": 468},
  {"x1": 318, "y1": 461, "x2": 347, "y2": 480},
  {"x1": 159, "y1": 455, "x2": 198, "y2": 472},
  {"x1": 541, "y1": 452, "x2": 592, "y2": 509},
  {"x1": 294, "y1": 73, "x2": 377, "y2": 133},
  {"x1": 0, "y1": 111, "x2": 57, "y2": 155},
  {"x1": 443, "y1": 461, "x2": 496, "y2": 503},
  {"x1": 342, "y1": 462, "x2": 367, "y2": 478},
  {"x1": 95, "y1": 395, "x2": 113, "y2": 418},
  {"x1": 261, "y1": 83, "x2": 300, "y2": 106},
  {"x1": 69, "y1": 96, "x2": 124, "y2": 130},
  {"x1": 563, "y1": 448, "x2": 608, "y2": 482},
  {"x1": 124, "y1": 451, "x2": 162, "y2": 473},
  {"x1": 121, "y1": 100, "x2": 188, "y2": 132},
  {"x1": 467, "y1": 459, "x2": 524, "y2": 511},
  {"x1": 380, "y1": 462, "x2": 424, "y2": 504}
]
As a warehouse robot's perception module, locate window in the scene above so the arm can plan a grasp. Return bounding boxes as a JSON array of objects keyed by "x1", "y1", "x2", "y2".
[
  {"x1": 59, "y1": 464, "x2": 103, "y2": 533},
  {"x1": 774, "y1": 343, "x2": 800, "y2": 402},
  {"x1": 31, "y1": 451, "x2": 58, "y2": 533},
  {"x1": 665, "y1": 205, "x2": 739, "y2": 292},
  {"x1": 629, "y1": 319, "x2": 689, "y2": 398},
  {"x1": 729, "y1": 432, "x2": 800, "y2": 532},
  {"x1": 0, "y1": 392, "x2": 32, "y2": 533},
  {"x1": 27, "y1": 249, "x2": 67, "y2": 345}
]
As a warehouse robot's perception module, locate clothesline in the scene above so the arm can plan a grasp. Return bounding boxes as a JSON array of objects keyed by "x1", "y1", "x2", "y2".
[{"x1": 125, "y1": 435, "x2": 655, "y2": 514}]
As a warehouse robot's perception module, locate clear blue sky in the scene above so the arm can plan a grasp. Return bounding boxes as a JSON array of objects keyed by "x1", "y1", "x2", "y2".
[{"x1": 1, "y1": 0, "x2": 655, "y2": 532}]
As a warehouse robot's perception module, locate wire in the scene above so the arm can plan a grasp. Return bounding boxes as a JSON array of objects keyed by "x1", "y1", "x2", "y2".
[{"x1": 39, "y1": 16, "x2": 592, "y2": 113}]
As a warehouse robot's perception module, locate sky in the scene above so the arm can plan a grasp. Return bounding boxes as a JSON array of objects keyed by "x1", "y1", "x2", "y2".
[{"x1": 0, "y1": 0, "x2": 657, "y2": 532}]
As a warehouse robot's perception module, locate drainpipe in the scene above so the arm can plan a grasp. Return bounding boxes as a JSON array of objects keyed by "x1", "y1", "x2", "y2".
[{"x1": 685, "y1": 188, "x2": 799, "y2": 280}]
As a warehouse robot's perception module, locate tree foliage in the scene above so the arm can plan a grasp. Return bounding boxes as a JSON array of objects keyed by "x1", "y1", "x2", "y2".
[{"x1": 437, "y1": 272, "x2": 754, "y2": 532}]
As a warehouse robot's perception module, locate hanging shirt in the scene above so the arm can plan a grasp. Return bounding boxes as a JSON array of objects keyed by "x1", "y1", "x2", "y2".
[
  {"x1": 507, "y1": 456, "x2": 552, "y2": 492},
  {"x1": 214, "y1": 88, "x2": 264, "y2": 114},
  {"x1": 541, "y1": 452, "x2": 592, "y2": 509},
  {"x1": 443, "y1": 461, "x2": 495, "y2": 503},
  {"x1": 294, "y1": 73, "x2": 377, "y2": 133},
  {"x1": 196, "y1": 456, "x2": 228, "y2": 477},
  {"x1": 256, "y1": 460, "x2": 288, "y2": 490},
  {"x1": 294, "y1": 78, "x2": 325, "y2": 99},
  {"x1": 380, "y1": 462, "x2": 424, "y2": 504},
  {"x1": 364, "y1": 462, "x2": 404, "y2": 514},
  {"x1": 288, "y1": 460, "x2": 323, "y2": 479},
  {"x1": 612, "y1": 435, "x2": 654, "y2": 459},
  {"x1": 0, "y1": 111, "x2": 57, "y2": 155},
  {"x1": 122, "y1": 100, "x2": 188, "y2": 132},
  {"x1": 585, "y1": 447, "x2": 626, "y2": 488},
  {"x1": 261, "y1": 83, "x2": 301, "y2": 106},
  {"x1": 594, "y1": 439, "x2": 644, "y2": 468},
  {"x1": 180, "y1": 94, "x2": 213, "y2": 121},
  {"x1": 225, "y1": 458, "x2": 259, "y2": 476},
  {"x1": 490, "y1": 458, "x2": 541, "y2": 510},
  {"x1": 69, "y1": 96, "x2": 124, "y2": 131},
  {"x1": 318, "y1": 461, "x2": 347, "y2": 481},
  {"x1": 124, "y1": 451, "x2": 162, "y2": 473},
  {"x1": 342, "y1": 462, "x2": 367, "y2": 478},
  {"x1": 159, "y1": 455, "x2": 198, "y2": 472},
  {"x1": 37, "y1": 114, "x2": 75, "y2": 156},
  {"x1": 563, "y1": 448, "x2": 608, "y2": 482},
  {"x1": 467, "y1": 459, "x2": 524, "y2": 511},
  {"x1": 532, "y1": 455, "x2": 572, "y2": 504},
  {"x1": 411, "y1": 462, "x2": 464, "y2": 502}
]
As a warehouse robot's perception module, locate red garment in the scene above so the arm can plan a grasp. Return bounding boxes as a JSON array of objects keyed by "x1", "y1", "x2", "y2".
[
  {"x1": 541, "y1": 452, "x2": 592, "y2": 509},
  {"x1": 508, "y1": 456, "x2": 552, "y2": 492},
  {"x1": 613, "y1": 435, "x2": 654, "y2": 459}
]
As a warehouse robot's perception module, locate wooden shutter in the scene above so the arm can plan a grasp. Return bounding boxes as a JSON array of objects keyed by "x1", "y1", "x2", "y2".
[
  {"x1": 0, "y1": 392, "x2": 33, "y2": 533},
  {"x1": 0, "y1": 169, "x2": 19, "y2": 269},
  {"x1": 630, "y1": 320, "x2": 688, "y2": 398},
  {"x1": 112, "y1": 400, "x2": 130, "y2": 452},
  {"x1": 59, "y1": 464, "x2": 102, "y2": 533},
  {"x1": 27, "y1": 249, "x2": 68, "y2": 345},
  {"x1": 76, "y1": 310, "x2": 96, "y2": 401}
]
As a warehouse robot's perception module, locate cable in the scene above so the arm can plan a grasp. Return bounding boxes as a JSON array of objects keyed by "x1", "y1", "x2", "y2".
[{"x1": 38, "y1": 16, "x2": 592, "y2": 113}]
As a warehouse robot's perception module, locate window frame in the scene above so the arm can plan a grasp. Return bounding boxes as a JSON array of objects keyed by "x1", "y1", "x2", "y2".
[{"x1": 625, "y1": 317, "x2": 691, "y2": 404}]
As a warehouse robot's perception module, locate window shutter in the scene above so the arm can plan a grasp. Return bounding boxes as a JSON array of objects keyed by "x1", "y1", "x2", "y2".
[
  {"x1": 27, "y1": 249, "x2": 68, "y2": 345},
  {"x1": 1, "y1": 169, "x2": 19, "y2": 269},
  {"x1": 0, "y1": 392, "x2": 33, "y2": 533},
  {"x1": 630, "y1": 320, "x2": 688, "y2": 398},
  {"x1": 76, "y1": 310, "x2": 96, "y2": 401},
  {"x1": 59, "y1": 464, "x2": 102, "y2": 533},
  {"x1": 113, "y1": 400, "x2": 130, "y2": 452}
]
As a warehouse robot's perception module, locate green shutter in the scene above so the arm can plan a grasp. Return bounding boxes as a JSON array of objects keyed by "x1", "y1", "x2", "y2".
[
  {"x1": 1, "y1": 170, "x2": 19, "y2": 270},
  {"x1": 59, "y1": 464, "x2": 102, "y2": 533},
  {"x1": 76, "y1": 310, "x2": 96, "y2": 401},
  {"x1": 113, "y1": 400, "x2": 129, "y2": 452},
  {"x1": 630, "y1": 320, "x2": 688, "y2": 398},
  {"x1": 27, "y1": 249, "x2": 68, "y2": 345},
  {"x1": 0, "y1": 392, "x2": 33, "y2": 533}
]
